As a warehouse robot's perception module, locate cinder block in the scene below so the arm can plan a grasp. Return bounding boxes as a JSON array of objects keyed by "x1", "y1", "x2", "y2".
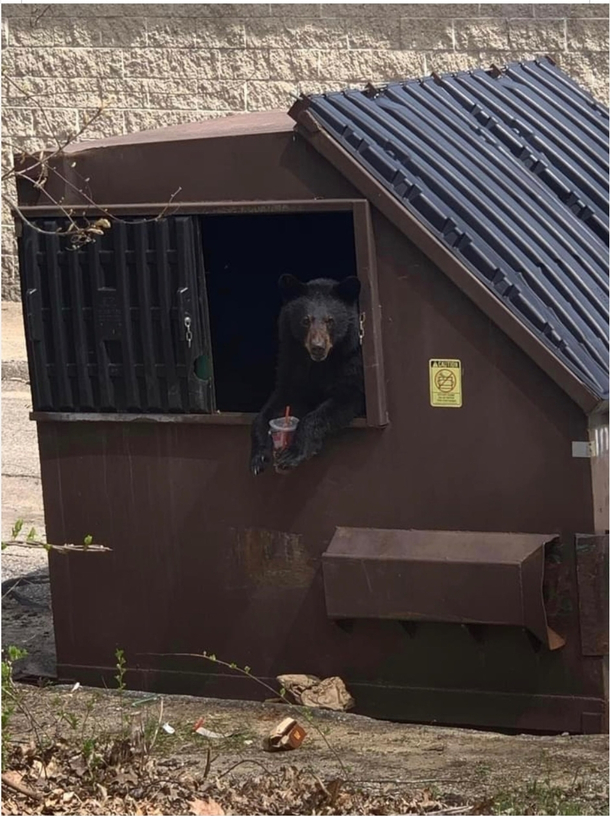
[
  {"x1": 246, "y1": 79, "x2": 297, "y2": 110},
  {"x1": 318, "y1": 50, "x2": 424, "y2": 83},
  {"x1": 72, "y1": 48, "x2": 124, "y2": 78},
  {"x1": 196, "y1": 19, "x2": 245, "y2": 48},
  {"x1": 268, "y1": 49, "x2": 319, "y2": 81},
  {"x1": 508, "y1": 19, "x2": 566, "y2": 51},
  {"x1": 245, "y1": 18, "x2": 348, "y2": 49},
  {"x1": 567, "y1": 18, "x2": 609, "y2": 52},
  {"x1": 401, "y1": 18, "x2": 454, "y2": 51},
  {"x1": 480, "y1": 4, "x2": 535, "y2": 18},
  {"x1": 348, "y1": 18, "x2": 401, "y2": 50},
  {"x1": 219, "y1": 48, "x2": 272, "y2": 79},
  {"x1": 455, "y1": 19, "x2": 510, "y2": 51},
  {"x1": 198, "y1": 79, "x2": 246, "y2": 111}
]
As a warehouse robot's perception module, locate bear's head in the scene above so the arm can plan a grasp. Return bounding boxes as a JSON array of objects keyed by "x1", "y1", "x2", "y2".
[{"x1": 278, "y1": 275, "x2": 361, "y2": 362}]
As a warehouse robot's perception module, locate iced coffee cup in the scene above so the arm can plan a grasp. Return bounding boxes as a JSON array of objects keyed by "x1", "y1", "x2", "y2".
[{"x1": 269, "y1": 415, "x2": 299, "y2": 452}]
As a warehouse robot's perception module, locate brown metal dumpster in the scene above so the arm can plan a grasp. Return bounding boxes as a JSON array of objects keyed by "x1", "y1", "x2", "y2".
[{"x1": 14, "y1": 59, "x2": 609, "y2": 733}]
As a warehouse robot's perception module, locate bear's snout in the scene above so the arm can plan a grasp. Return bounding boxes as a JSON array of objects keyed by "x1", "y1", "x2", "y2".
[{"x1": 305, "y1": 326, "x2": 332, "y2": 361}]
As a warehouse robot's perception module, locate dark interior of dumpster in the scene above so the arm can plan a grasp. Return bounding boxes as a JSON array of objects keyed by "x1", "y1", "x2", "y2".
[{"x1": 202, "y1": 210, "x2": 359, "y2": 412}]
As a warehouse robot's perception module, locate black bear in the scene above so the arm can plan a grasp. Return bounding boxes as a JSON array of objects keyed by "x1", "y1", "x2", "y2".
[{"x1": 250, "y1": 274, "x2": 365, "y2": 474}]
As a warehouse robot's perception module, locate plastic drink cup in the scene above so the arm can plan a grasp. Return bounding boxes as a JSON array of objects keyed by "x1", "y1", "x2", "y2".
[{"x1": 269, "y1": 416, "x2": 299, "y2": 451}]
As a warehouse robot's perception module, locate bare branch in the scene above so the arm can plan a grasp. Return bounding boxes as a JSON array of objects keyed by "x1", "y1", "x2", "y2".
[
  {"x1": 46, "y1": 161, "x2": 184, "y2": 225},
  {"x1": 1, "y1": 772, "x2": 43, "y2": 802},
  {"x1": 2, "y1": 73, "x2": 183, "y2": 256},
  {"x1": 2, "y1": 73, "x2": 106, "y2": 182},
  {"x1": 4, "y1": 539, "x2": 111, "y2": 554}
]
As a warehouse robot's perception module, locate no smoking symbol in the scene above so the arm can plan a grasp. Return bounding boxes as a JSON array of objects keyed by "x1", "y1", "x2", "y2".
[{"x1": 434, "y1": 369, "x2": 456, "y2": 393}]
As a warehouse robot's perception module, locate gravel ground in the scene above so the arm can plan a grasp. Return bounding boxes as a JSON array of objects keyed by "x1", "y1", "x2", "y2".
[{"x1": 2, "y1": 375, "x2": 55, "y2": 678}]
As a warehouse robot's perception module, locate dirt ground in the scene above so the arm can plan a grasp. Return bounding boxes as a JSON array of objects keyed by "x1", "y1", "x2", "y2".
[{"x1": 3, "y1": 684, "x2": 609, "y2": 814}]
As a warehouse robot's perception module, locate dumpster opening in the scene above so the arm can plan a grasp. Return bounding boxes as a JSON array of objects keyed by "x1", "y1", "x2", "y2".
[{"x1": 202, "y1": 211, "x2": 359, "y2": 413}]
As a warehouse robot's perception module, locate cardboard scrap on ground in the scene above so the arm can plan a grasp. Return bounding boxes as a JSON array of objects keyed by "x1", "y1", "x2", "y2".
[
  {"x1": 277, "y1": 674, "x2": 355, "y2": 711},
  {"x1": 262, "y1": 717, "x2": 306, "y2": 752}
]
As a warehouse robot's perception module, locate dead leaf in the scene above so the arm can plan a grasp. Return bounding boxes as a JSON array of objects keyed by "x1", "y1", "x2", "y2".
[
  {"x1": 327, "y1": 778, "x2": 343, "y2": 806},
  {"x1": 114, "y1": 768, "x2": 138, "y2": 785},
  {"x1": 189, "y1": 797, "x2": 225, "y2": 815},
  {"x1": 44, "y1": 757, "x2": 61, "y2": 778},
  {"x1": 68, "y1": 754, "x2": 87, "y2": 777}
]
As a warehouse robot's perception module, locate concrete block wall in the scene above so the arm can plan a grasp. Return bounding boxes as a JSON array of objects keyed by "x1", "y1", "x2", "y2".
[{"x1": 2, "y1": 2, "x2": 608, "y2": 299}]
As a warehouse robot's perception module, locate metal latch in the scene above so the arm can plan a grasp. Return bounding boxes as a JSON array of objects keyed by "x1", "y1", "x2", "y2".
[{"x1": 184, "y1": 315, "x2": 193, "y2": 349}]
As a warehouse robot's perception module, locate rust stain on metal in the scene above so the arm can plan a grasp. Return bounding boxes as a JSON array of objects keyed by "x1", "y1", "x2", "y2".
[
  {"x1": 576, "y1": 534, "x2": 609, "y2": 656},
  {"x1": 588, "y1": 411, "x2": 609, "y2": 534},
  {"x1": 236, "y1": 528, "x2": 315, "y2": 588}
]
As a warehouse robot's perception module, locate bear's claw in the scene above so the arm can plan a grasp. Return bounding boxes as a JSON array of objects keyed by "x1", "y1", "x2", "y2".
[{"x1": 250, "y1": 450, "x2": 271, "y2": 475}]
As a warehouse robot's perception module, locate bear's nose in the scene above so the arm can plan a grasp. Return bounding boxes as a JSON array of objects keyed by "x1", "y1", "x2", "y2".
[{"x1": 309, "y1": 343, "x2": 328, "y2": 361}]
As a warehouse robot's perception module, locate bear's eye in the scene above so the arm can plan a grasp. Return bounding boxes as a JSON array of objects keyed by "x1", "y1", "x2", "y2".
[
  {"x1": 325, "y1": 317, "x2": 334, "y2": 327},
  {"x1": 301, "y1": 316, "x2": 311, "y2": 327}
]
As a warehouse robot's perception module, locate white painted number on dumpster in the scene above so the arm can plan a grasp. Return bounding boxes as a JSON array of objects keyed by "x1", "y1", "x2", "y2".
[{"x1": 429, "y1": 359, "x2": 462, "y2": 408}]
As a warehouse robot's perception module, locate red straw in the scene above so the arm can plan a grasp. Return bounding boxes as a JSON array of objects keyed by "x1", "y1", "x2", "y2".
[{"x1": 282, "y1": 405, "x2": 290, "y2": 449}]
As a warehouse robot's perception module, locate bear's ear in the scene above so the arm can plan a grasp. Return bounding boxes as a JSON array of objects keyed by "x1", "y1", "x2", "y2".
[
  {"x1": 335, "y1": 276, "x2": 361, "y2": 303},
  {"x1": 278, "y1": 274, "x2": 306, "y2": 301}
]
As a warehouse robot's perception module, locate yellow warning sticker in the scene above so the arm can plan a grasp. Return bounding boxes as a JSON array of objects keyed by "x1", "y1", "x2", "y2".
[{"x1": 429, "y1": 359, "x2": 462, "y2": 408}]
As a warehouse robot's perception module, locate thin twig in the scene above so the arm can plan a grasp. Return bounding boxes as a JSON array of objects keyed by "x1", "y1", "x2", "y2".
[
  {"x1": 311, "y1": 771, "x2": 331, "y2": 799},
  {"x1": 3, "y1": 686, "x2": 46, "y2": 752},
  {"x1": 356, "y1": 777, "x2": 469, "y2": 785},
  {"x1": 4, "y1": 539, "x2": 110, "y2": 553},
  {"x1": 144, "y1": 698, "x2": 164, "y2": 759},
  {"x1": 31, "y1": 5, "x2": 52, "y2": 27},
  {"x1": 5, "y1": 195, "x2": 81, "y2": 240},
  {"x1": 215, "y1": 758, "x2": 273, "y2": 779},
  {"x1": 203, "y1": 746, "x2": 212, "y2": 780},
  {"x1": 142, "y1": 650, "x2": 349, "y2": 778},
  {"x1": 46, "y1": 162, "x2": 183, "y2": 224},
  {"x1": 3, "y1": 73, "x2": 183, "y2": 247},
  {"x1": 2, "y1": 78, "x2": 106, "y2": 179}
]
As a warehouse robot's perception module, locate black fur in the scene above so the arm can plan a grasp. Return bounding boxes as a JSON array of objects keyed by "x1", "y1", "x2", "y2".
[{"x1": 250, "y1": 275, "x2": 364, "y2": 474}]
